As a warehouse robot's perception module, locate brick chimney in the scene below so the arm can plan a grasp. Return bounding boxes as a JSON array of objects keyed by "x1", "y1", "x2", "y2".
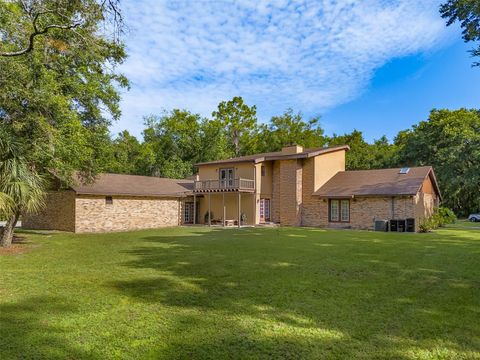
[{"x1": 281, "y1": 145, "x2": 304, "y2": 155}]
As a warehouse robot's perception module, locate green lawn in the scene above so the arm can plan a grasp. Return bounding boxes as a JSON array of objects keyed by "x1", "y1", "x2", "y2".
[{"x1": 1, "y1": 225, "x2": 479, "y2": 359}]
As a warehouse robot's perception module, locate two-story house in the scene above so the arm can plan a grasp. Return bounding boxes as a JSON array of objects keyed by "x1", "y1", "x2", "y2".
[
  {"x1": 189, "y1": 145, "x2": 349, "y2": 227},
  {"x1": 24, "y1": 144, "x2": 441, "y2": 232}
]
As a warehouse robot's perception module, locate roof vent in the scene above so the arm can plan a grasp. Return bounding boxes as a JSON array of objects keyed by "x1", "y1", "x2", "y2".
[{"x1": 399, "y1": 167, "x2": 410, "y2": 174}]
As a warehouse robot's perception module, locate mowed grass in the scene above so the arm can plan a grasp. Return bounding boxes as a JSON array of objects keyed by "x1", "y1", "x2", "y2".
[{"x1": 1, "y1": 225, "x2": 479, "y2": 359}]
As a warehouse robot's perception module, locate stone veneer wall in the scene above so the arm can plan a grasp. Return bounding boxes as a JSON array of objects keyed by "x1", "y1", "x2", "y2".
[
  {"x1": 22, "y1": 190, "x2": 76, "y2": 232},
  {"x1": 75, "y1": 195, "x2": 181, "y2": 233},
  {"x1": 279, "y1": 159, "x2": 302, "y2": 226}
]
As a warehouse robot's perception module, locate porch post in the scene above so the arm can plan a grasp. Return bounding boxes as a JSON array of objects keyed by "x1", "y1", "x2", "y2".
[
  {"x1": 222, "y1": 192, "x2": 225, "y2": 227},
  {"x1": 238, "y1": 192, "x2": 241, "y2": 228},
  {"x1": 193, "y1": 194, "x2": 196, "y2": 225},
  {"x1": 208, "y1": 193, "x2": 211, "y2": 227}
]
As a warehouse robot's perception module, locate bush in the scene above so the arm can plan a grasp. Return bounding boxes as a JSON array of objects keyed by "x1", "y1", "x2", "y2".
[
  {"x1": 436, "y1": 207, "x2": 456, "y2": 227},
  {"x1": 419, "y1": 207, "x2": 456, "y2": 232}
]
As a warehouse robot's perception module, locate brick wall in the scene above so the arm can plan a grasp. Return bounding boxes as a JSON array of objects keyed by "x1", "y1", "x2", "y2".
[
  {"x1": 304, "y1": 194, "x2": 436, "y2": 231},
  {"x1": 271, "y1": 161, "x2": 281, "y2": 223},
  {"x1": 75, "y1": 195, "x2": 181, "y2": 233},
  {"x1": 414, "y1": 192, "x2": 437, "y2": 231},
  {"x1": 279, "y1": 159, "x2": 302, "y2": 226},
  {"x1": 349, "y1": 197, "x2": 411, "y2": 230},
  {"x1": 301, "y1": 158, "x2": 323, "y2": 226},
  {"x1": 22, "y1": 190, "x2": 76, "y2": 232}
]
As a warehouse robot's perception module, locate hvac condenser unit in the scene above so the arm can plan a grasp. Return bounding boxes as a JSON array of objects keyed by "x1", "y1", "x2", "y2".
[{"x1": 374, "y1": 220, "x2": 389, "y2": 232}]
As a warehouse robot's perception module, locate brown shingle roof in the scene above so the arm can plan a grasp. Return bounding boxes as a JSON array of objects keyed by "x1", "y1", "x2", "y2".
[
  {"x1": 194, "y1": 145, "x2": 349, "y2": 166},
  {"x1": 314, "y1": 166, "x2": 441, "y2": 199},
  {"x1": 72, "y1": 173, "x2": 193, "y2": 197}
]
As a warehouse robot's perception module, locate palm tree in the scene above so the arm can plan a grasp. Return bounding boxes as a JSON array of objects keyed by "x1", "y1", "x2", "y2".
[{"x1": 0, "y1": 129, "x2": 45, "y2": 247}]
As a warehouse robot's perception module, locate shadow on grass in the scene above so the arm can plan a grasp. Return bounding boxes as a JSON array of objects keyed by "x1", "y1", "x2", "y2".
[
  {"x1": 110, "y1": 227, "x2": 480, "y2": 358},
  {"x1": 0, "y1": 296, "x2": 98, "y2": 359}
]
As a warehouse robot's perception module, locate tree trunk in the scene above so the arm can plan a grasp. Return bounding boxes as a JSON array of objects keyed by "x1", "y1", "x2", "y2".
[{"x1": 0, "y1": 213, "x2": 19, "y2": 248}]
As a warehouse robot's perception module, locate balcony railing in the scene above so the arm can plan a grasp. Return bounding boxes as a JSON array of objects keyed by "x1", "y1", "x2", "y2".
[{"x1": 194, "y1": 178, "x2": 255, "y2": 193}]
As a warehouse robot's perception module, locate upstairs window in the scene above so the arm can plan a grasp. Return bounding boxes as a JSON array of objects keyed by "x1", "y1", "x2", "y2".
[{"x1": 106, "y1": 196, "x2": 113, "y2": 205}]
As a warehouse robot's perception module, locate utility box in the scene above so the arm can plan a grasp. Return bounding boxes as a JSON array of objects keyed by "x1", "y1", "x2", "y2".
[{"x1": 374, "y1": 220, "x2": 389, "y2": 232}]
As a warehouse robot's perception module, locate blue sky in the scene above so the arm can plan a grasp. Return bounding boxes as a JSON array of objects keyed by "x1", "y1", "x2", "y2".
[{"x1": 113, "y1": 0, "x2": 480, "y2": 142}]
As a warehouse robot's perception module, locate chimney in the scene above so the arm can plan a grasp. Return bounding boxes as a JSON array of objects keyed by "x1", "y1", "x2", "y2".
[{"x1": 281, "y1": 144, "x2": 304, "y2": 155}]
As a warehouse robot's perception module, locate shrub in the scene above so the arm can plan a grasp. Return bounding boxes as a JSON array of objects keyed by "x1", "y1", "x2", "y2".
[
  {"x1": 419, "y1": 216, "x2": 438, "y2": 233},
  {"x1": 419, "y1": 207, "x2": 456, "y2": 232},
  {"x1": 436, "y1": 207, "x2": 456, "y2": 227}
]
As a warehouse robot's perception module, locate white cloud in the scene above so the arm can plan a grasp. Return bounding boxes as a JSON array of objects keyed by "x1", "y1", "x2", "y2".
[{"x1": 113, "y1": 0, "x2": 451, "y2": 137}]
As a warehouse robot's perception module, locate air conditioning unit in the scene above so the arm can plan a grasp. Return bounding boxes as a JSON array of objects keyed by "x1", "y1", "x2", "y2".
[
  {"x1": 406, "y1": 218, "x2": 415, "y2": 232},
  {"x1": 374, "y1": 219, "x2": 389, "y2": 232}
]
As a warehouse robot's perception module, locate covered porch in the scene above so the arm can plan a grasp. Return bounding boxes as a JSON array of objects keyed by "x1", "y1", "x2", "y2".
[
  {"x1": 200, "y1": 191, "x2": 255, "y2": 227},
  {"x1": 184, "y1": 191, "x2": 257, "y2": 228}
]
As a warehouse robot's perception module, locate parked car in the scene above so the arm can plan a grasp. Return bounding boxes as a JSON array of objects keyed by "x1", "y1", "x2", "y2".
[{"x1": 468, "y1": 214, "x2": 480, "y2": 222}]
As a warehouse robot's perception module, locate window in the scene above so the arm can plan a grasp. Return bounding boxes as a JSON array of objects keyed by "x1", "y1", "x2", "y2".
[
  {"x1": 329, "y1": 200, "x2": 339, "y2": 221},
  {"x1": 261, "y1": 166, "x2": 266, "y2": 176},
  {"x1": 105, "y1": 196, "x2": 113, "y2": 205},
  {"x1": 219, "y1": 168, "x2": 234, "y2": 187},
  {"x1": 340, "y1": 200, "x2": 350, "y2": 222},
  {"x1": 329, "y1": 199, "x2": 349, "y2": 222}
]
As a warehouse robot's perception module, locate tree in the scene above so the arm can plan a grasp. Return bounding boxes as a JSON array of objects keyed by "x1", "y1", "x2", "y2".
[
  {"x1": 0, "y1": 0, "x2": 123, "y2": 57},
  {"x1": 440, "y1": 0, "x2": 480, "y2": 66},
  {"x1": 328, "y1": 130, "x2": 397, "y2": 170},
  {"x1": 395, "y1": 108, "x2": 480, "y2": 215},
  {"x1": 0, "y1": 129, "x2": 45, "y2": 247},
  {"x1": 142, "y1": 110, "x2": 206, "y2": 178},
  {"x1": 103, "y1": 130, "x2": 145, "y2": 175},
  {"x1": 257, "y1": 109, "x2": 326, "y2": 152},
  {"x1": 212, "y1": 96, "x2": 257, "y2": 157},
  {"x1": 0, "y1": 0, "x2": 127, "y2": 185}
]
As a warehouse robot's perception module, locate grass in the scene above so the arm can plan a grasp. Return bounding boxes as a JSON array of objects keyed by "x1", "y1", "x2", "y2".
[{"x1": 1, "y1": 225, "x2": 479, "y2": 359}]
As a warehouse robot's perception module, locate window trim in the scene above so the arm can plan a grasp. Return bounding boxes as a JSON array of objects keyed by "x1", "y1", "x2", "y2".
[{"x1": 329, "y1": 199, "x2": 350, "y2": 223}]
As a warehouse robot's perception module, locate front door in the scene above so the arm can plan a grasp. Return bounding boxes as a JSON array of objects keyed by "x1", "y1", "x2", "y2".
[
  {"x1": 260, "y1": 199, "x2": 270, "y2": 222},
  {"x1": 184, "y1": 202, "x2": 194, "y2": 224},
  {"x1": 219, "y1": 168, "x2": 234, "y2": 188}
]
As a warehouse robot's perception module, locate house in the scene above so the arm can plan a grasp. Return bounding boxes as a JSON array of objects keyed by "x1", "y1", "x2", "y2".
[{"x1": 23, "y1": 144, "x2": 441, "y2": 233}]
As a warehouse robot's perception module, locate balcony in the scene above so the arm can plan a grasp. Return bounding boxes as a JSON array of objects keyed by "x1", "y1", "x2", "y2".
[{"x1": 194, "y1": 178, "x2": 255, "y2": 193}]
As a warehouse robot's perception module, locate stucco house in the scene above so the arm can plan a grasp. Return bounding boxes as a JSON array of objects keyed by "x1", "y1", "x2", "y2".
[{"x1": 23, "y1": 144, "x2": 441, "y2": 233}]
